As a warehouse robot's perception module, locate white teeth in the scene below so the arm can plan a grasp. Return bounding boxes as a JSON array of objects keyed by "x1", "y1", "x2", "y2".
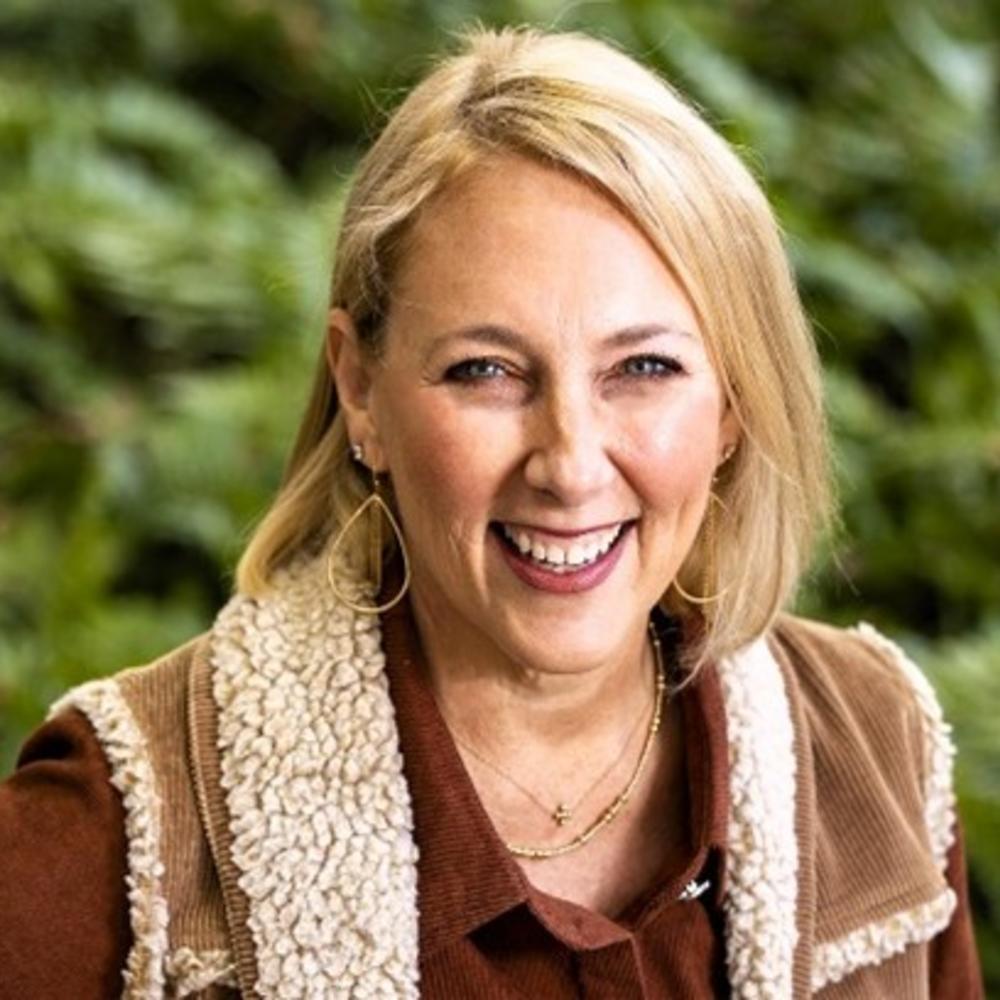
[
  {"x1": 546, "y1": 546, "x2": 566, "y2": 566},
  {"x1": 500, "y1": 522, "x2": 625, "y2": 571}
]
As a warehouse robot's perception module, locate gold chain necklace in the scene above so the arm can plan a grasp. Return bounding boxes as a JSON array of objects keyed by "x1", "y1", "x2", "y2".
[
  {"x1": 443, "y1": 625, "x2": 668, "y2": 861},
  {"x1": 451, "y1": 677, "x2": 651, "y2": 828},
  {"x1": 507, "y1": 630, "x2": 667, "y2": 860}
]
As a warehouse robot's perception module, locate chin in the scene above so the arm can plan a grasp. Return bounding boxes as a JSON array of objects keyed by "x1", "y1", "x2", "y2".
[{"x1": 496, "y1": 611, "x2": 639, "y2": 676}]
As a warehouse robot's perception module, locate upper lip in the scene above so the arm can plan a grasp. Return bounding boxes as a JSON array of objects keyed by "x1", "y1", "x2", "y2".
[{"x1": 494, "y1": 519, "x2": 631, "y2": 538}]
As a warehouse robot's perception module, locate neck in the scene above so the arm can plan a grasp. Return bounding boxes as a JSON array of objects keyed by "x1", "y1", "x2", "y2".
[{"x1": 408, "y1": 591, "x2": 657, "y2": 762}]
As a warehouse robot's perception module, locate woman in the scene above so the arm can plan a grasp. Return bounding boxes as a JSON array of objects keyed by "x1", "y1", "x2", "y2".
[{"x1": 0, "y1": 26, "x2": 983, "y2": 999}]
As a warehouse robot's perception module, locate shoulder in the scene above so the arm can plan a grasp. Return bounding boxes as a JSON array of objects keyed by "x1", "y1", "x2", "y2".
[
  {"x1": 51, "y1": 633, "x2": 210, "y2": 728},
  {"x1": 714, "y1": 614, "x2": 938, "y2": 788},
  {"x1": 769, "y1": 614, "x2": 946, "y2": 768},
  {"x1": 769, "y1": 614, "x2": 955, "y2": 865},
  {"x1": 48, "y1": 630, "x2": 215, "y2": 827},
  {"x1": 4, "y1": 704, "x2": 123, "y2": 802},
  {"x1": 6, "y1": 633, "x2": 210, "y2": 803},
  {"x1": 715, "y1": 616, "x2": 961, "y2": 991},
  {"x1": 0, "y1": 708, "x2": 132, "y2": 996},
  {"x1": 770, "y1": 614, "x2": 923, "y2": 707},
  {"x1": 29, "y1": 633, "x2": 224, "y2": 996},
  {"x1": 42, "y1": 635, "x2": 211, "y2": 836}
]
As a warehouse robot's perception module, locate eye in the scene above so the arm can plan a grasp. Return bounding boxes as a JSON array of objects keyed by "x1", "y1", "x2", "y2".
[
  {"x1": 444, "y1": 357, "x2": 512, "y2": 382},
  {"x1": 618, "y1": 353, "x2": 685, "y2": 379}
]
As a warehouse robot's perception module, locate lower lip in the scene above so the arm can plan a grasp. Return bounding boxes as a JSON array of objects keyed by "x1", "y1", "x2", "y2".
[{"x1": 494, "y1": 525, "x2": 631, "y2": 594}]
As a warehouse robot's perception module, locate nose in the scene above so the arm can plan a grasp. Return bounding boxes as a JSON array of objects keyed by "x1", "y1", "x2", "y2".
[{"x1": 522, "y1": 382, "x2": 616, "y2": 504}]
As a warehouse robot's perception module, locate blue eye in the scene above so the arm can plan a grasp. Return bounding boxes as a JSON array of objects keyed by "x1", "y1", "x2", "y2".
[
  {"x1": 619, "y1": 354, "x2": 685, "y2": 378},
  {"x1": 444, "y1": 358, "x2": 510, "y2": 382}
]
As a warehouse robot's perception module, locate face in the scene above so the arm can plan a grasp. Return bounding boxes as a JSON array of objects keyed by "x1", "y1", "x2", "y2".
[{"x1": 332, "y1": 153, "x2": 738, "y2": 676}]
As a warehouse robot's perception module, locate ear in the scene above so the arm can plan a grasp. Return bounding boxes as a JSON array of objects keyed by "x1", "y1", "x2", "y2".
[
  {"x1": 326, "y1": 308, "x2": 384, "y2": 469},
  {"x1": 717, "y1": 398, "x2": 742, "y2": 469}
]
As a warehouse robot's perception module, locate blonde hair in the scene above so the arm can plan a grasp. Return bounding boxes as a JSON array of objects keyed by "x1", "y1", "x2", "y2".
[{"x1": 235, "y1": 25, "x2": 833, "y2": 668}]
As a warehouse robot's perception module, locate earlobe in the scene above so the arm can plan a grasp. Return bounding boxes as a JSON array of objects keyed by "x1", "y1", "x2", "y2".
[{"x1": 718, "y1": 403, "x2": 742, "y2": 468}]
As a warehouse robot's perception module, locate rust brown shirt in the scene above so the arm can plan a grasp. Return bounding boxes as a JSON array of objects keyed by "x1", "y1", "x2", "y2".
[
  {"x1": 381, "y1": 600, "x2": 731, "y2": 998},
  {"x1": 0, "y1": 708, "x2": 130, "y2": 999}
]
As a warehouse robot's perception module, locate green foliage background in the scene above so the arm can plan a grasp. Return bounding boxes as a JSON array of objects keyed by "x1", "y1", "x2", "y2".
[{"x1": 1, "y1": 0, "x2": 997, "y2": 985}]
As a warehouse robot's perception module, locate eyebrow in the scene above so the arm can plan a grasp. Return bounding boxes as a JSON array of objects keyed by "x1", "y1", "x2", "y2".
[{"x1": 429, "y1": 322, "x2": 696, "y2": 354}]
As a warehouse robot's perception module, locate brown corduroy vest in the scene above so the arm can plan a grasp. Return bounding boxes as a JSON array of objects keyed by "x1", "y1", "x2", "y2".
[{"x1": 53, "y1": 557, "x2": 955, "y2": 999}]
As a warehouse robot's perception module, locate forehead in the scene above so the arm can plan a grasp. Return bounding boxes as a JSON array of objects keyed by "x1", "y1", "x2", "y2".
[{"x1": 386, "y1": 153, "x2": 699, "y2": 345}]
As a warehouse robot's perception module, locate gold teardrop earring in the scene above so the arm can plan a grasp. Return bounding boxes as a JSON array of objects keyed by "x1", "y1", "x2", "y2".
[
  {"x1": 326, "y1": 443, "x2": 411, "y2": 614},
  {"x1": 672, "y1": 446, "x2": 734, "y2": 607}
]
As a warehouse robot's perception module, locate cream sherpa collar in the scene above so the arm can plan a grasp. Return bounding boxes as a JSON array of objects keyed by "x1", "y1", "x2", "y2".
[{"x1": 54, "y1": 554, "x2": 956, "y2": 998}]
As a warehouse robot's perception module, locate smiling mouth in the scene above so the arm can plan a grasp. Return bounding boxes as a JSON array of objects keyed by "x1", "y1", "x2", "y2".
[{"x1": 491, "y1": 521, "x2": 632, "y2": 574}]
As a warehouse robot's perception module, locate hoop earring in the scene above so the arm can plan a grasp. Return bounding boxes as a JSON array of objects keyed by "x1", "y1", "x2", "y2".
[
  {"x1": 326, "y1": 463, "x2": 411, "y2": 614},
  {"x1": 672, "y1": 491, "x2": 729, "y2": 606}
]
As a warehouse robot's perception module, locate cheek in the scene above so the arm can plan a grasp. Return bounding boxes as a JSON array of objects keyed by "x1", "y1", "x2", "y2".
[
  {"x1": 380, "y1": 393, "x2": 511, "y2": 540},
  {"x1": 623, "y1": 391, "x2": 723, "y2": 501}
]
